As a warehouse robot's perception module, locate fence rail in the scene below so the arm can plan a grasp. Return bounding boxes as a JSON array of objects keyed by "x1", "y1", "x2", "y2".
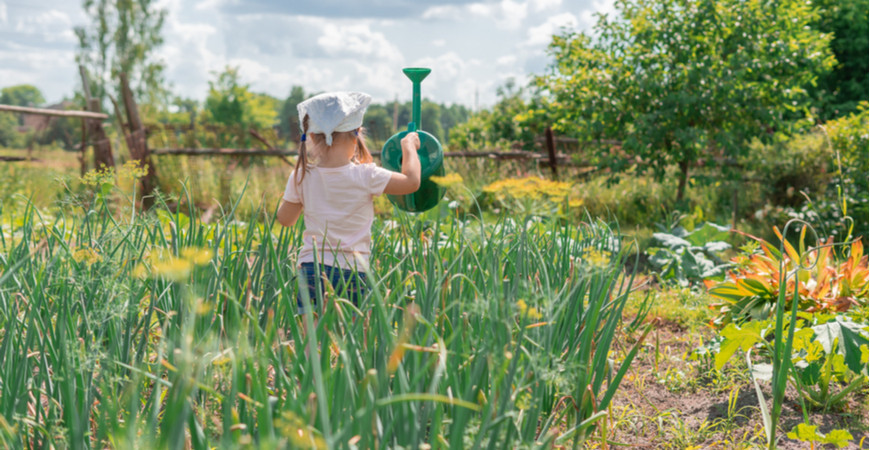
[
  {"x1": 150, "y1": 147, "x2": 584, "y2": 164},
  {"x1": 0, "y1": 104, "x2": 109, "y2": 120}
]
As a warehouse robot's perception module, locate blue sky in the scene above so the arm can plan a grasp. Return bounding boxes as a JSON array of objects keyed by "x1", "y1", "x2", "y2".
[{"x1": 0, "y1": 0, "x2": 615, "y2": 108}]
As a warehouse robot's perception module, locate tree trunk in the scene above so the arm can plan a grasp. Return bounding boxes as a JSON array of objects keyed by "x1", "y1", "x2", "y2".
[
  {"x1": 545, "y1": 127, "x2": 558, "y2": 178},
  {"x1": 88, "y1": 98, "x2": 115, "y2": 170},
  {"x1": 676, "y1": 158, "x2": 689, "y2": 203},
  {"x1": 120, "y1": 73, "x2": 157, "y2": 209},
  {"x1": 731, "y1": 183, "x2": 739, "y2": 230},
  {"x1": 79, "y1": 66, "x2": 114, "y2": 170}
]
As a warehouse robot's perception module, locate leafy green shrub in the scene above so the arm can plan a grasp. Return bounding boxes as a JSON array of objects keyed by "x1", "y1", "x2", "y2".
[
  {"x1": 645, "y1": 222, "x2": 732, "y2": 286},
  {"x1": 743, "y1": 132, "x2": 832, "y2": 209},
  {"x1": 714, "y1": 313, "x2": 868, "y2": 411},
  {"x1": 822, "y1": 103, "x2": 869, "y2": 243}
]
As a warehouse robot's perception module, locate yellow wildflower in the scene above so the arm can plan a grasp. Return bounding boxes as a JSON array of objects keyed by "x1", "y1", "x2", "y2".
[
  {"x1": 430, "y1": 172, "x2": 464, "y2": 188},
  {"x1": 516, "y1": 299, "x2": 543, "y2": 320},
  {"x1": 151, "y1": 257, "x2": 193, "y2": 282},
  {"x1": 72, "y1": 247, "x2": 103, "y2": 266},
  {"x1": 118, "y1": 159, "x2": 148, "y2": 180},
  {"x1": 276, "y1": 411, "x2": 327, "y2": 449},
  {"x1": 181, "y1": 247, "x2": 213, "y2": 266},
  {"x1": 132, "y1": 263, "x2": 148, "y2": 279},
  {"x1": 81, "y1": 167, "x2": 115, "y2": 186},
  {"x1": 582, "y1": 248, "x2": 612, "y2": 269},
  {"x1": 483, "y1": 176, "x2": 571, "y2": 201}
]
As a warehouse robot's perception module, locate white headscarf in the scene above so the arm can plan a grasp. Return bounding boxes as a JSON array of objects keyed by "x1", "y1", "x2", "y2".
[{"x1": 297, "y1": 91, "x2": 372, "y2": 146}]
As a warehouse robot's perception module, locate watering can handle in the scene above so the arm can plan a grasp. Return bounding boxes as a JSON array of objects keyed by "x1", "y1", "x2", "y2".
[{"x1": 407, "y1": 122, "x2": 417, "y2": 132}]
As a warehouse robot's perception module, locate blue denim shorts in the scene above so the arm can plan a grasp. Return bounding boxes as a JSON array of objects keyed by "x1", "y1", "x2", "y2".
[{"x1": 297, "y1": 262, "x2": 368, "y2": 314}]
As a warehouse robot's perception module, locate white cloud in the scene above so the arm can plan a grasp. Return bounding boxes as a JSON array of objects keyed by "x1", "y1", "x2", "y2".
[
  {"x1": 317, "y1": 23, "x2": 402, "y2": 62},
  {"x1": 421, "y1": 5, "x2": 462, "y2": 21},
  {"x1": 423, "y1": 0, "x2": 528, "y2": 30},
  {"x1": 13, "y1": 10, "x2": 77, "y2": 43},
  {"x1": 530, "y1": 0, "x2": 563, "y2": 12},
  {"x1": 194, "y1": 0, "x2": 226, "y2": 11},
  {"x1": 2, "y1": 0, "x2": 619, "y2": 107},
  {"x1": 469, "y1": 0, "x2": 528, "y2": 29},
  {"x1": 497, "y1": 55, "x2": 517, "y2": 66},
  {"x1": 579, "y1": 0, "x2": 616, "y2": 28},
  {"x1": 525, "y1": 12, "x2": 578, "y2": 46}
]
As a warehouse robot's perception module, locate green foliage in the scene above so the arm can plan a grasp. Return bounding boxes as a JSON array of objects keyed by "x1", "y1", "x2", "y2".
[
  {"x1": 203, "y1": 66, "x2": 279, "y2": 147},
  {"x1": 715, "y1": 313, "x2": 868, "y2": 410},
  {"x1": 745, "y1": 104, "x2": 869, "y2": 246},
  {"x1": 75, "y1": 0, "x2": 169, "y2": 108},
  {"x1": 823, "y1": 103, "x2": 869, "y2": 242},
  {"x1": 276, "y1": 85, "x2": 308, "y2": 142},
  {"x1": 788, "y1": 423, "x2": 854, "y2": 448},
  {"x1": 0, "y1": 185, "x2": 649, "y2": 447},
  {"x1": 535, "y1": 0, "x2": 836, "y2": 203},
  {"x1": 743, "y1": 133, "x2": 832, "y2": 209},
  {"x1": 0, "y1": 113, "x2": 23, "y2": 149},
  {"x1": 809, "y1": 0, "x2": 869, "y2": 120},
  {"x1": 646, "y1": 222, "x2": 731, "y2": 287},
  {"x1": 0, "y1": 85, "x2": 45, "y2": 109},
  {"x1": 450, "y1": 79, "x2": 546, "y2": 150}
]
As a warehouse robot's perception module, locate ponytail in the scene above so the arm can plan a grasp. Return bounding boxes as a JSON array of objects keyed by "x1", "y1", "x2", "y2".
[
  {"x1": 353, "y1": 128, "x2": 373, "y2": 164},
  {"x1": 293, "y1": 115, "x2": 310, "y2": 185}
]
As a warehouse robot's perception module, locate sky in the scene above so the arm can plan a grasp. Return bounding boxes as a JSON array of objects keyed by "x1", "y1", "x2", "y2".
[{"x1": 0, "y1": 0, "x2": 615, "y2": 109}]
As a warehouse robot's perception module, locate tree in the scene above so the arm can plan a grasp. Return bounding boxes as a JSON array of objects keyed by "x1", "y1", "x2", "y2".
[
  {"x1": 204, "y1": 66, "x2": 278, "y2": 147},
  {"x1": 75, "y1": 0, "x2": 168, "y2": 109},
  {"x1": 277, "y1": 86, "x2": 308, "y2": 142},
  {"x1": 0, "y1": 112, "x2": 22, "y2": 148},
  {"x1": 1, "y1": 85, "x2": 46, "y2": 128},
  {"x1": 810, "y1": 0, "x2": 869, "y2": 119},
  {"x1": 535, "y1": 0, "x2": 835, "y2": 207},
  {"x1": 0, "y1": 85, "x2": 45, "y2": 107},
  {"x1": 361, "y1": 104, "x2": 393, "y2": 143},
  {"x1": 450, "y1": 79, "x2": 545, "y2": 150}
]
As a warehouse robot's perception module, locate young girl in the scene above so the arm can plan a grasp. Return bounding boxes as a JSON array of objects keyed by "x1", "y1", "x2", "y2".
[{"x1": 276, "y1": 91, "x2": 421, "y2": 313}]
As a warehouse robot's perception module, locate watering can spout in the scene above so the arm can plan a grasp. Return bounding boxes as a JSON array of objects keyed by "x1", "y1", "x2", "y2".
[
  {"x1": 403, "y1": 68, "x2": 430, "y2": 130},
  {"x1": 403, "y1": 67, "x2": 431, "y2": 83}
]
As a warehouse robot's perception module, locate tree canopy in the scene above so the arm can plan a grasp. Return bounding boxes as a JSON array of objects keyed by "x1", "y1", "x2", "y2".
[
  {"x1": 75, "y1": 0, "x2": 168, "y2": 109},
  {"x1": 533, "y1": 0, "x2": 835, "y2": 203},
  {"x1": 0, "y1": 85, "x2": 45, "y2": 108}
]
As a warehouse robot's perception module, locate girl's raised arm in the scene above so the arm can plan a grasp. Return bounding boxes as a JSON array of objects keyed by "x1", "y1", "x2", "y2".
[{"x1": 383, "y1": 132, "x2": 421, "y2": 196}]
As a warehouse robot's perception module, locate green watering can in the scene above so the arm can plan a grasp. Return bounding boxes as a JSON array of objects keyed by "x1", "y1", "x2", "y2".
[{"x1": 381, "y1": 68, "x2": 445, "y2": 212}]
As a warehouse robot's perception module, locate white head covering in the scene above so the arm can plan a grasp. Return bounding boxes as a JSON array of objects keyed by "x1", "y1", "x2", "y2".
[{"x1": 297, "y1": 91, "x2": 372, "y2": 146}]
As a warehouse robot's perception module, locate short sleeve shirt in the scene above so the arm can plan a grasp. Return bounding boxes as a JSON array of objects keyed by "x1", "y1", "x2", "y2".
[{"x1": 283, "y1": 163, "x2": 393, "y2": 269}]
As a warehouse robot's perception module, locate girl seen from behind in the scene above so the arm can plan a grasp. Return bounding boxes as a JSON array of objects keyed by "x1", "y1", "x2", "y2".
[{"x1": 276, "y1": 91, "x2": 421, "y2": 315}]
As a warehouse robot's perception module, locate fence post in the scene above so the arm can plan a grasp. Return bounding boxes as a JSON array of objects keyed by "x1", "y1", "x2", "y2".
[
  {"x1": 79, "y1": 65, "x2": 115, "y2": 170},
  {"x1": 120, "y1": 72, "x2": 157, "y2": 209},
  {"x1": 545, "y1": 126, "x2": 558, "y2": 177}
]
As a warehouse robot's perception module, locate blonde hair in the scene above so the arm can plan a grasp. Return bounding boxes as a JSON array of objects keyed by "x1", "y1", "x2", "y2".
[{"x1": 293, "y1": 115, "x2": 373, "y2": 185}]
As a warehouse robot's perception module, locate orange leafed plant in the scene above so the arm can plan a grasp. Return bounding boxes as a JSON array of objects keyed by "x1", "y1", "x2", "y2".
[{"x1": 706, "y1": 226, "x2": 868, "y2": 328}]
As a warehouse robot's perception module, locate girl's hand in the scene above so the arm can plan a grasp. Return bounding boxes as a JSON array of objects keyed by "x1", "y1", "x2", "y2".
[
  {"x1": 384, "y1": 132, "x2": 422, "y2": 195},
  {"x1": 401, "y1": 132, "x2": 420, "y2": 152}
]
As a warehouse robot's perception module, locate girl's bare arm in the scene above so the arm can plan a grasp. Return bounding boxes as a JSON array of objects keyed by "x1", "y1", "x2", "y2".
[
  {"x1": 383, "y1": 132, "x2": 421, "y2": 195},
  {"x1": 276, "y1": 200, "x2": 303, "y2": 226}
]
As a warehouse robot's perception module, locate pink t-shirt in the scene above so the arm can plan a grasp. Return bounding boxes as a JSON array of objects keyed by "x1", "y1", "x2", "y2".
[{"x1": 283, "y1": 163, "x2": 393, "y2": 270}]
